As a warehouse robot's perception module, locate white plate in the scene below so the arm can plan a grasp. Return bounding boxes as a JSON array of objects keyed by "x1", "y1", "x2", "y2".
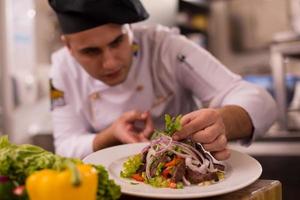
[{"x1": 83, "y1": 143, "x2": 262, "y2": 199}]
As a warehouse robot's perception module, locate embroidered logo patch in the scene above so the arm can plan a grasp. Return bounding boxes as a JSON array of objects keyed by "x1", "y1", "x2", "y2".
[
  {"x1": 50, "y1": 79, "x2": 65, "y2": 110},
  {"x1": 132, "y1": 42, "x2": 139, "y2": 56}
]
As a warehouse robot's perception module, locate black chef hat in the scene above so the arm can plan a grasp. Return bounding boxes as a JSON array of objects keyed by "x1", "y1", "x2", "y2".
[{"x1": 48, "y1": 0, "x2": 149, "y2": 34}]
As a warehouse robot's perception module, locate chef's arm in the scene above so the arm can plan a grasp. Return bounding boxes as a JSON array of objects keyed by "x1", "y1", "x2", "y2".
[
  {"x1": 93, "y1": 127, "x2": 121, "y2": 152},
  {"x1": 217, "y1": 105, "x2": 253, "y2": 140}
]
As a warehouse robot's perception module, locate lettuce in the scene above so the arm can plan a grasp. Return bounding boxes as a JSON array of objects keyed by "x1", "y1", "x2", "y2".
[
  {"x1": 120, "y1": 154, "x2": 142, "y2": 178},
  {"x1": 0, "y1": 136, "x2": 78, "y2": 183},
  {"x1": 0, "y1": 136, "x2": 121, "y2": 200},
  {"x1": 147, "y1": 176, "x2": 169, "y2": 188},
  {"x1": 93, "y1": 165, "x2": 121, "y2": 200}
]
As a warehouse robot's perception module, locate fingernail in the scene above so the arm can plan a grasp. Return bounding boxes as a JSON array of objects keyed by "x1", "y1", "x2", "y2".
[{"x1": 141, "y1": 113, "x2": 147, "y2": 118}]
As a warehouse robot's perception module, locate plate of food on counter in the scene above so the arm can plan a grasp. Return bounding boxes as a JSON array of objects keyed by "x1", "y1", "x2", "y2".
[{"x1": 83, "y1": 115, "x2": 262, "y2": 199}]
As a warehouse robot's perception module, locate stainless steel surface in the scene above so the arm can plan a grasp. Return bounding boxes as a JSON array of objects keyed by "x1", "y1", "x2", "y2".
[
  {"x1": 229, "y1": 140, "x2": 300, "y2": 156},
  {"x1": 270, "y1": 40, "x2": 300, "y2": 131}
]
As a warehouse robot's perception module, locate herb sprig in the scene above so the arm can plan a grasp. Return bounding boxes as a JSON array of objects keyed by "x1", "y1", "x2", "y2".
[{"x1": 151, "y1": 114, "x2": 182, "y2": 140}]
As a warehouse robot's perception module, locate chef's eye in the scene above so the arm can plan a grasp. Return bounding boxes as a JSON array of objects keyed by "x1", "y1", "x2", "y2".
[
  {"x1": 109, "y1": 35, "x2": 124, "y2": 48},
  {"x1": 80, "y1": 48, "x2": 101, "y2": 56}
]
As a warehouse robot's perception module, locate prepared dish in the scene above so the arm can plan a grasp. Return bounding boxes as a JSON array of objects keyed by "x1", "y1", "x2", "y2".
[{"x1": 120, "y1": 115, "x2": 225, "y2": 189}]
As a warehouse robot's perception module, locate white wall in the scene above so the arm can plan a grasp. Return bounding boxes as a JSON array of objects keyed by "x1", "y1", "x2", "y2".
[
  {"x1": 139, "y1": 0, "x2": 178, "y2": 26},
  {"x1": 6, "y1": 0, "x2": 38, "y2": 107},
  {"x1": 4, "y1": 0, "x2": 40, "y2": 144},
  {"x1": 0, "y1": 0, "x2": 5, "y2": 134},
  {"x1": 0, "y1": 0, "x2": 13, "y2": 135}
]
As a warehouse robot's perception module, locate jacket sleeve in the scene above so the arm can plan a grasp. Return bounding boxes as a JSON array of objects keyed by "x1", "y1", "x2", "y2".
[
  {"x1": 50, "y1": 50, "x2": 96, "y2": 159},
  {"x1": 167, "y1": 35, "x2": 277, "y2": 143}
]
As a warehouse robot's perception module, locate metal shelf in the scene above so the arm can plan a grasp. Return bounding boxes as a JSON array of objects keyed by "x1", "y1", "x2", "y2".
[{"x1": 270, "y1": 40, "x2": 300, "y2": 131}]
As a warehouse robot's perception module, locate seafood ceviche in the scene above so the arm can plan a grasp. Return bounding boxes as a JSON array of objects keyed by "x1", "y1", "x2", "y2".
[{"x1": 120, "y1": 115, "x2": 225, "y2": 189}]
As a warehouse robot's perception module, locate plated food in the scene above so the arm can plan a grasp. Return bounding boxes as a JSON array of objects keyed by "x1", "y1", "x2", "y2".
[{"x1": 120, "y1": 115, "x2": 225, "y2": 189}]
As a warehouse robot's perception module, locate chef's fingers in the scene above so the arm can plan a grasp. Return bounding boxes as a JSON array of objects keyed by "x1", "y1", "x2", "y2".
[
  {"x1": 138, "y1": 134, "x2": 150, "y2": 142},
  {"x1": 211, "y1": 148, "x2": 231, "y2": 161},
  {"x1": 122, "y1": 131, "x2": 141, "y2": 143},
  {"x1": 180, "y1": 111, "x2": 197, "y2": 126},
  {"x1": 141, "y1": 112, "x2": 154, "y2": 138},
  {"x1": 122, "y1": 110, "x2": 145, "y2": 122},
  {"x1": 191, "y1": 120, "x2": 225, "y2": 144},
  {"x1": 202, "y1": 134, "x2": 227, "y2": 152},
  {"x1": 173, "y1": 110, "x2": 217, "y2": 141}
]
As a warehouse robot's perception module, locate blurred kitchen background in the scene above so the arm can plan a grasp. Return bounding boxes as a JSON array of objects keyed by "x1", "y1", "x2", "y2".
[{"x1": 0, "y1": 0, "x2": 300, "y2": 199}]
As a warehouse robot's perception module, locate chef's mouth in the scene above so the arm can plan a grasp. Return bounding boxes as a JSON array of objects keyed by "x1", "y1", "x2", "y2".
[{"x1": 103, "y1": 68, "x2": 123, "y2": 79}]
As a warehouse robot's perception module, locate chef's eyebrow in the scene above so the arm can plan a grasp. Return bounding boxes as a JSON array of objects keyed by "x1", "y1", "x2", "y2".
[
  {"x1": 109, "y1": 34, "x2": 124, "y2": 47},
  {"x1": 79, "y1": 33, "x2": 124, "y2": 54}
]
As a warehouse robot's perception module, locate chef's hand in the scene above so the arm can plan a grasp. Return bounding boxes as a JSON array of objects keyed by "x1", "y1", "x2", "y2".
[
  {"x1": 111, "y1": 110, "x2": 154, "y2": 143},
  {"x1": 172, "y1": 109, "x2": 230, "y2": 161}
]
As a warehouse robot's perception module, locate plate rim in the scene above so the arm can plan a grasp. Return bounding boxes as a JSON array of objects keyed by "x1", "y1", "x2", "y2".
[{"x1": 83, "y1": 142, "x2": 262, "y2": 199}]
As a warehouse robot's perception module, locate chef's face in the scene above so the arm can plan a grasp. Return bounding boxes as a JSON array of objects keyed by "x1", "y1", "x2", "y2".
[{"x1": 63, "y1": 24, "x2": 133, "y2": 86}]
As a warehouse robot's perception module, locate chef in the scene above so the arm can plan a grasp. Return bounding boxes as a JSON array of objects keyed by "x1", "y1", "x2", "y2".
[{"x1": 48, "y1": 0, "x2": 277, "y2": 159}]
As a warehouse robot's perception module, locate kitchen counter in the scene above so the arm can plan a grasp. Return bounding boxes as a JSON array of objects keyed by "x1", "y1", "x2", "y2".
[{"x1": 120, "y1": 179, "x2": 281, "y2": 200}]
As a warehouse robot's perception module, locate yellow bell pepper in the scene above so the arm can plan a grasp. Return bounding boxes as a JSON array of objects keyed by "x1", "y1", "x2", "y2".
[{"x1": 26, "y1": 164, "x2": 98, "y2": 200}]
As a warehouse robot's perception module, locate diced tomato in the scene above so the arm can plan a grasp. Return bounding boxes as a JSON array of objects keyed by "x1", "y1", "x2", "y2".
[
  {"x1": 165, "y1": 156, "x2": 182, "y2": 167},
  {"x1": 162, "y1": 168, "x2": 170, "y2": 178},
  {"x1": 169, "y1": 182, "x2": 177, "y2": 189},
  {"x1": 131, "y1": 173, "x2": 144, "y2": 182},
  {"x1": 165, "y1": 159, "x2": 176, "y2": 167}
]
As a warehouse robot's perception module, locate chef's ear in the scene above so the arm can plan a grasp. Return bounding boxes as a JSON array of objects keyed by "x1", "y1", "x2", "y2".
[
  {"x1": 61, "y1": 35, "x2": 71, "y2": 49},
  {"x1": 61, "y1": 35, "x2": 74, "y2": 55}
]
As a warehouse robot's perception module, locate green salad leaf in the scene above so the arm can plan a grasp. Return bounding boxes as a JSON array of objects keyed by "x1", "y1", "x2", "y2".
[
  {"x1": 0, "y1": 136, "x2": 121, "y2": 200},
  {"x1": 165, "y1": 114, "x2": 182, "y2": 135},
  {"x1": 120, "y1": 154, "x2": 142, "y2": 178},
  {"x1": 147, "y1": 176, "x2": 169, "y2": 188},
  {"x1": 151, "y1": 114, "x2": 182, "y2": 139}
]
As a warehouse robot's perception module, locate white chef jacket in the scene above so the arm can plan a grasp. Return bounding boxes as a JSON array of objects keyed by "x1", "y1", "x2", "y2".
[{"x1": 50, "y1": 25, "x2": 277, "y2": 159}]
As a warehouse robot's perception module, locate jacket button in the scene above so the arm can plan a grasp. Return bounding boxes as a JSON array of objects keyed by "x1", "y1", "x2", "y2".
[{"x1": 136, "y1": 85, "x2": 144, "y2": 92}]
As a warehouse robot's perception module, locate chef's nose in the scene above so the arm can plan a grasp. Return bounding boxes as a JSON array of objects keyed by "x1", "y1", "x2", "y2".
[{"x1": 102, "y1": 49, "x2": 118, "y2": 70}]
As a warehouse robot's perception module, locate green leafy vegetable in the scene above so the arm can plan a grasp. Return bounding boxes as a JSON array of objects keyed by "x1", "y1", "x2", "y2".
[
  {"x1": 151, "y1": 114, "x2": 182, "y2": 139},
  {"x1": 176, "y1": 182, "x2": 184, "y2": 189},
  {"x1": 120, "y1": 154, "x2": 142, "y2": 178},
  {"x1": 165, "y1": 114, "x2": 182, "y2": 135},
  {"x1": 0, "y1": 177, "x2": 17, "y2": 200},
  {"x1": 146, "y1": 176, "x2": 169, "y2": 188},
  {"x1": 0, "y1": 136, "x2": 79, "y2": 184},
  {"x1": 0, "y1": 136, "x2": 121, "y2": 200},
  {"x1": 93, "y1": 165, "x2": 121, "y2": 200},
  {"x1": 155, "y1": 163, "x2": 164, "y2": 177}
]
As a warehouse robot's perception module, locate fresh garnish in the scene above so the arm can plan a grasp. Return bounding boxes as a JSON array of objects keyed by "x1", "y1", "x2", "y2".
[
  {"x1": 121, "y1": 114, "x2": 226, "y2": 189},
  {"x1": 151, "y1": 114, "x2": 182, "y2": 140},
  {"x1": 164, "y1": 114, "x2": 182, "y2": 135}
]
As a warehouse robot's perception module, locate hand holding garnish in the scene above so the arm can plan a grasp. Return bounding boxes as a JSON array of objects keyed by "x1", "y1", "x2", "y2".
[
  {"x1": 172, "y1": 109, "x2": 230, "y2": 161},
  {"x1": 121, "y1": 114, "x2": 226, "y2": 189}
]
